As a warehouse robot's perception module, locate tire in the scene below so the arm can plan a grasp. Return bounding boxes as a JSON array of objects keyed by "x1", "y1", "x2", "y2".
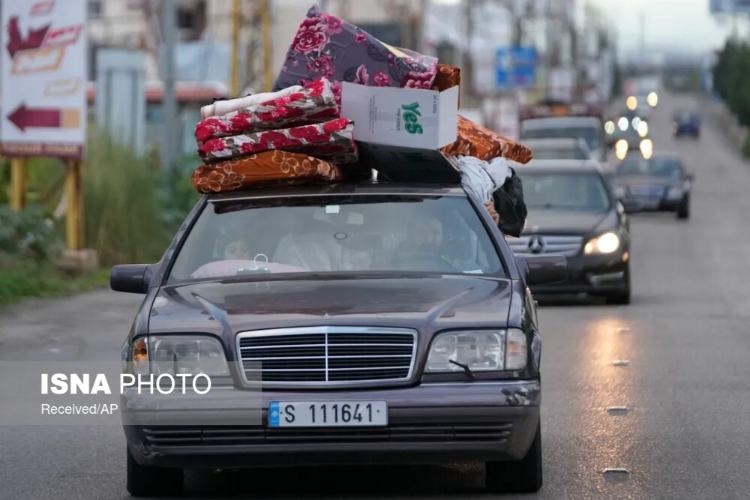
[
  {"x1": 485, "y1": 422, "x2": 543, "y2": 493},
  {"x1": 605, "y1": 264, "x2": 631, "y2": 305},
  {"x1": 127, "y1": 447, "x2": 183, "y2": 497},
  {"x1": 677, "y1": 195, "x2": 690, "y2": 219}
]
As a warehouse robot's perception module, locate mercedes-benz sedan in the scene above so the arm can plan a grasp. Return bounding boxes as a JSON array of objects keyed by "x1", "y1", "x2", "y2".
[
  {"x1": 509, "y1": 160, "x2": 631, "y2": 304},
  {"x1": 112, "y1": 182, "x2": 565, "y2": 496}
]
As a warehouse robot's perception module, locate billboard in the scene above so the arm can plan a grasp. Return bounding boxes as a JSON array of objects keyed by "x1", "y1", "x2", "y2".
[{"x1": 0, "y1": 0, "x2": 87, "y2": 159}]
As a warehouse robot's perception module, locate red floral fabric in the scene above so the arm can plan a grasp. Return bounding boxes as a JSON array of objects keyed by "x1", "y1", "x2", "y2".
[
  {"x1": 198, "y1": 117, "x2": 358, "y2": 164},
  {"x1": 194, "y1": 78, "x2": 339, "y2": 143},
  {"x1": 192, "y1": 150, "x2": 342, "y2": 194}
]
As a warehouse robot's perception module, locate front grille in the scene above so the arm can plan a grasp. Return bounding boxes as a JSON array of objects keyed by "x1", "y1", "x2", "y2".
[
  {"x1": 237, "y1": 326, "x2": 417, "y2": 388},
  {"x1": 142, "y1": 423, "x2": 513, "y2": 446},
  {"x1": 508, "y1": 234, "x2": 584, "y2": 257}
]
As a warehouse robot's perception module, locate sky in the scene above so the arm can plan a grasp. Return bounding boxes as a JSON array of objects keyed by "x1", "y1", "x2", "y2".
[{"x1": 591, "y1": 0, "x2": 746, "y2": 58}]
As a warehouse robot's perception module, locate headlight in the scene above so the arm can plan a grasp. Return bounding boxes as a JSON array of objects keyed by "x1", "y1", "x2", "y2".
[
  {"x1": 131, "y1": 335, "x2": 230, "y2": 376},
  {"x1": 584, "y1": 232, "x2": 620, "y2": 255},
  {"x1": 615, "y1": 139, "x2": 629, "y2": 160},
  {"x1": 639, "y1": 138, "x2": 653, "y2": 159},
  {"x1": 425, "y1": 329, "x2": 527, "y2": 373}
]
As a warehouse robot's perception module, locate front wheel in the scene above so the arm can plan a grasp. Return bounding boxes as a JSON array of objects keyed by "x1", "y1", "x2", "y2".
[
  {"x1": 604, "y1": 264, "x2": 631, "y2": 305},
  {"x1": 127, "y1": 447, "x2": 183, "y2": 497},
  {"x1": 485, "y1": 422, "x2": 543, "y2": 493},
  {"x1": 677, "y1": 195, "x2": 690, "y2": 219}
]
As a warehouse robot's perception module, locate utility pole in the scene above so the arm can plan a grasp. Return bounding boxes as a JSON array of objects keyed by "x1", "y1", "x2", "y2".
[
  {"x1": 261, "y1": 0, "x2": 273, "y2": 91},
  {"x1": 230, "y1": 0, "x2": 241, "y2": 96},
  {"x1": 161, "y1": 0, "x2": 177, "y2": 172}
]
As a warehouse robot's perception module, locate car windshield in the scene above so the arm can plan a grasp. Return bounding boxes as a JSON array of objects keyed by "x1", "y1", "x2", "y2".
[
  {"x1": 522, "y1": 126, "x2": 602, "y2": 152},
  {"x1": 531, "y1": 147, "x2": 588, "y2": 160},
  {"x1": 617, "y1": 157, "x2": 683, "y2": 178},
  {"x1": 518, "y1": 172, "x2": 610, "y2": 211},
  {"x1": 168, "y1": 194, "x2": 504, "y2": 282}
]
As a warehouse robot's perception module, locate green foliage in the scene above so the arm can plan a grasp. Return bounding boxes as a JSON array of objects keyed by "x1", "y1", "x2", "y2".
[
  {"x1": 84, "y1": 132, "x2": 171, "y2": 266},
  {"x1": 0, "y1": 204, "x2": 61, "y2": 260},
  {"x1": 714, "y1": 40, "x2": 750, "y2": 126},
  {"x1": 0, "y1": 261, "x2": 109, "y2": 306}
]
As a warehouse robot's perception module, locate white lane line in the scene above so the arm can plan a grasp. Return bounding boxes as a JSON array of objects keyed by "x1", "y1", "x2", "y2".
[
  {"x1": 606, "y1": 406, "x2": 630, "y2": 415},
  {"x1": 612, "y1": 359, "x2": 630, "y2": 366}
]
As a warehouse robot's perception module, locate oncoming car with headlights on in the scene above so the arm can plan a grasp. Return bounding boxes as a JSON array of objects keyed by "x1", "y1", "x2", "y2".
[
  {"x1": 111, "y1": 182, "x2": 566, "y2": 496},
  {"x1": 507, "y1": 160, "x2": 631, "y2": 304}
]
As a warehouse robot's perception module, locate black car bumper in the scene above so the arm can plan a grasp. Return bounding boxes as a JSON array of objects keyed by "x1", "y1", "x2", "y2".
[
  {"x1": 621, "y1": 195, "x2": 682, "y2": 213},
  {"x1": 531, "y1": 252, "x2": 629, "y2": 295},
  {"x1": 124, "y1": 380, "x2": 541, "y2": 469}
]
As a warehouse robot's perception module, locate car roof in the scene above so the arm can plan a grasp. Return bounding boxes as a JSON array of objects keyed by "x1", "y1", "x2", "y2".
[
  {"x1": 521, "y1": 137, "x2": 587, "y2": 149},
  {"x1": 206, "y1": 182, "x2": 469, "y2": 202},
  {"x1": 521, "y1": 116, "x2": 601, "y2": 128},
  {"x1": 514, "y1": 159, "x2": 603, "y2": 174}
]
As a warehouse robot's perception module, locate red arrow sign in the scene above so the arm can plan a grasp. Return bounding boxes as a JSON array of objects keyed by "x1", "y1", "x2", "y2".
[{"x1": 7, "y1": 103, "x2": 80, "y2": 132}]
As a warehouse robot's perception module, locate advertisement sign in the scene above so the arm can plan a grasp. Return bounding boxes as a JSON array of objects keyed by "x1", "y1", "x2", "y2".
[
  {"x1": 0, "y1": 0, "x2": 87, "y2": 159},
  {"x1": 496, "y1": 46, "x2": 536, "y2": 90}
]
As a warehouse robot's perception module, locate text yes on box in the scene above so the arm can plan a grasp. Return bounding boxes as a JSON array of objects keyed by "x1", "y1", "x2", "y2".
[{"x1": 341, "y1": 82, "x2": 459, "y2": 150}]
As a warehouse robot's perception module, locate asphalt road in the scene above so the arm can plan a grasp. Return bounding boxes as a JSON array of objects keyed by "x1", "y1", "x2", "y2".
[{"x1": 1, "y1": 92, "x2": 749, "y2": 499}]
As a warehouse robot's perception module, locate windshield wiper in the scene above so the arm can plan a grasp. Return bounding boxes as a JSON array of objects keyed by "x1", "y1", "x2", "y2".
[{"x1": 449, "y1": 359, "x2": 475, "y2": 379}]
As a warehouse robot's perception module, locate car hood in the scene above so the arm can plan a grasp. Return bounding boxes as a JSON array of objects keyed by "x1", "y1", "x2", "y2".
[
  {"x1": 524, "y1": 210, "x2": 609, "y2": 234},
  {"x1": 148, "y1": 276, "x2": 513, "y2": 345}
]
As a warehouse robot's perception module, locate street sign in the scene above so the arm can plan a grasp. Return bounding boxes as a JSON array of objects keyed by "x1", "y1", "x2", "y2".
[
  {"x1": 496, "y1": 46, "x2": 536, "y2": 90},
  {"x1": 0, "y1": 0, "x2": 87, "y2": 159},
  {"x1": 710, "y1": 0, "x2": 750, "y2": 14}
]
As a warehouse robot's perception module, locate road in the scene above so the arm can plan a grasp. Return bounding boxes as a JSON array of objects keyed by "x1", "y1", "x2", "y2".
[{"x1": 1, "y1": 92, "x2": 749, "y2": 499}]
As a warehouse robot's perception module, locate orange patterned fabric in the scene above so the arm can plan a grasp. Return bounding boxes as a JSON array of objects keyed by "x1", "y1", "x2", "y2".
[
  {"x1": 431, "y1": 64, "x2": 460, "y2": 92},
  {"x1": 191, "y1": 150, "x2": 342, "y2": 193},
  {"x1": 441, "y1": 115, "x2": 534, "y2": 164}
]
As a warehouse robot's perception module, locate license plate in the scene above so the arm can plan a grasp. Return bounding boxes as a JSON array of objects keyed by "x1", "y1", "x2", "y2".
[{"x1": 268, "y1": 401, "x2": 388, "y2": 427}]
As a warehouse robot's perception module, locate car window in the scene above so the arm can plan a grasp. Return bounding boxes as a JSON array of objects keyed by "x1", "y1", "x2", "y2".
[
  {"x1": 168, "y1": 195, "x2": 505, "y2": 282},
  {"x1": 521, "y1": 126, "x2": 602, "y2": 152},
  {"x1": 518, "y1": 172, "x2": 610, "y2": 211},
  {"x1": 617, "y1": 157, "x2": 683, "y2": 178}
]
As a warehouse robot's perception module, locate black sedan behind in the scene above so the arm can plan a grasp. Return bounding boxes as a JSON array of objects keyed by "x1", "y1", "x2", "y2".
[
  {"x1": 612, "y1": 153, "x2": 692, "y2": 219},
  {"x1": 509, "y1": 161, "x2": 631, "y2": 305}
]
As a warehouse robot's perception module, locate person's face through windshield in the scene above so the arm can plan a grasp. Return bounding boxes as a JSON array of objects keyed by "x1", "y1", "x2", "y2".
[
  {"x1": 412, "y1": 216, "x2": 444, "y2": 252},
  {"x1": 223, "y1": 239, "x2": 252, "y2": 261}
]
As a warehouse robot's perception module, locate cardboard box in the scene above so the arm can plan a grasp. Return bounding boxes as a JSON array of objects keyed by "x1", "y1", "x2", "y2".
[{"x1": 341, "y1": 82, "x2": 459, "y2": 149}]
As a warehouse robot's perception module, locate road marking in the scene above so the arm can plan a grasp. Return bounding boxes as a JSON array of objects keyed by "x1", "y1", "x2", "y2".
[
  {"x1": 602, "y1": 468, "x2": 630, "y2": 482},
  {"x1": 616, "y1": 327, "x2": 631, "y2": 334},
  {"x1": 612, "y1": 359, "x2": 630, "y2": 366},
  {"x1": 607, "y1": 406, "x2": 630, "y2": 415}
]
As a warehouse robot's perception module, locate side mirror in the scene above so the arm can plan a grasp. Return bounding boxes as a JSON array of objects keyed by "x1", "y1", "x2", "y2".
[
  {"x1": 516, "y1": 255, "x2": 567, "y2": 286},
  {"x1": 110, "y1": 264, "x2": 154, "y2": 294}
]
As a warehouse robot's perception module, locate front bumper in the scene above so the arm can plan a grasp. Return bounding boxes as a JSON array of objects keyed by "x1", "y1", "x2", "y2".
[
  {"x1": 124, "y1": 380, "x2": 541, "y2": 468},
  {"x1": 531, "y1": 252, "x2": 629, "y2": 295},
  {"x1": 621, "y1": 195, "x2": 681, "y2": 213}
]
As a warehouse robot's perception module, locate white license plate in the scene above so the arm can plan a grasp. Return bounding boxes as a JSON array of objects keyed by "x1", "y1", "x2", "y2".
[{"x1": 268, "y1": 401, "x2": 388, "y2": 427}]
